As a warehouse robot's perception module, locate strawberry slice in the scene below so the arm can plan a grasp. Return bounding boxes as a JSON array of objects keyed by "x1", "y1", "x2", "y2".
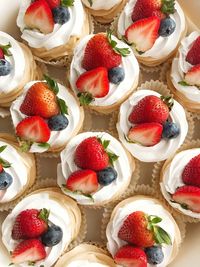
[
  {"x1": 0, "y1": 48, "x2": 4, "y2": 59},
  {"x1": 0, "y1": 164, "x2": 3, "y2": 173},
  {"x1": 127, "y1": 123, "x2": 163, "y2": 146},
  {"x1": 16, "y1": 116, "x2": 51, "y2": 143},
  {"x1": 46, "y1": 0, "x2": 60, "y2": 9},
  {"x1": 172, "y1": 185, "x2": 200, "y2": 213},
  {"x1": 114, "y1": 245, "x2": 147, "y2": 267},
  {"x1": 185, "y1": 64, "x2": 200, "y2": 87},
  {"x1": 24, "y1": 0, "x2": 54, "y2": 34},
  {"x1": 11, "y1": 239, "x2": 46, "y2": 264},
  {"x1": 182, "y1": 154, "x2": 200, "y2": 187},
  {"x1": 66, "y1": 169, "x2": 98, "y2": 194},
  {"x1": 125, "y1": 16, "x2": 160, "y2": 53},
  {"x1": 186, "y1": 36, "x2": 200, "y2": 65}
]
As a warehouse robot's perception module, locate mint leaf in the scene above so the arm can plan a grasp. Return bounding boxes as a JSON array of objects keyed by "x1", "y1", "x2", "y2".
[
  {"x1": 0, "y1": 145, "x2": 7, "y2": 153},
  {"x1": 44, "y1": 75, "x2": 59, "y2": 95},
  {"x1": 61, "y1": 0, "x2": 74, "y2": 7},
  {"x1": 178, "y1": 80, "x2": 190, "y2": 86},
  {"x1": 57, "y1": 98, "x2": 68, "y2": 115},
  {"x1": 77, "y1": 92, "x2": 94, "y2": 106},
  {"x1": 107, "y1": 31, "x2": 130, "y2": 57},
  {"x1": 0, "y1": 43, "x2": 12, "y2": 57},
  {"x1": 38, "y1": 142, "x2": 50, "y2": 149}
]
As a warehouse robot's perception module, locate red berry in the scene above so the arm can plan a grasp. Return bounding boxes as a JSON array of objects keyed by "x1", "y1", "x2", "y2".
[
  {"x1": 186, "y1": 36, "x2": 200, "y2": 65},
  {"x1": 182, "y1": 154, "x2": 200, "y2": 187}
]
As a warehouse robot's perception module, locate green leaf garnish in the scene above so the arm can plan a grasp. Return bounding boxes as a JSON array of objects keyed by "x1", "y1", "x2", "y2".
[
  {"x1": 44, "y1": 74, "x2": 59, "y2": 95},
  {"x1": 107, "y1": 152, "x2": 119, "y2": 166},
  {"x1": 61, "y1": 0, "x2": 74, "y2": 7},
  {"x1": 87, "y1": 0, "x2": 93, "y2": 6},
  {"x1": 0, "y1": 145, "x2": 7, "y2": 153},
  {"x1": 62, "y1": 185, "x2": 94, "y2": 201},
  {"x1": 77, "y1": 92, "x2": 94, "y2": 106},
  {"x1": 161, "y1": 0, "x2": 175, "y2": 14},
  {"x1": 0, "y1": 43, "x2": 12, "y2": 57},
  {"x1": 0, "y1": 146, "x2": 11, "y2": 168},
  {"x1": 57, "y1": 98, "x2": 68, "y2": 115},
  {"x1": 107, "y1": 31, "x2": 130, "y2": 57},
  {"x1": 160, "y1": 95, "x2": 174, "y2": 111},
  {"x1": 38, "y1": 208, "x2": 50, "y2": 223},
  {"x1": 148, "y1": 215, "x2": 162, "y2": 224},
  {"x1": 178, "y1": 80, "x2": 190, "y2": 86},
  {"x1": 17, "y1": 139, "x2": 32, "y2": 152},
  {"x1": 38, "y1": 142, "x2": 51, "y2": 149}
]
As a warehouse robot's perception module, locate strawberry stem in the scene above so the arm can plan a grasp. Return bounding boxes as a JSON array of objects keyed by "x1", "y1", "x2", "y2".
[
  {"x1": 38, "y1": 208, "x2": 50, "y2": 223},
  {"x1": 77, "y1": 92, "x2": 94, "y2": 106},
  {"x1": 0, "y1": 146, "x2": 11, "y2": 168},
  {"x1": 160, "y1": 95, "x2": 174, "y2": 111},
  {"x1": 97, "y1": 137, "x2": 119, "y2": 166},
  {"x1": 107, "y1": 31, "x2": 130, "y2": 57},
  {"x1": 161, "y1": 0, "x2": 175, "y2": 14},
  {"x1": 0, "y1": 42, "x2": 12, "y2": 57}
]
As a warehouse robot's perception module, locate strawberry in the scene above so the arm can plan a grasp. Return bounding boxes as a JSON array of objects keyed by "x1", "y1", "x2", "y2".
[
  {"x1": 82, "y1": 32, "x2": 130, "y2": 71},
  {"x1": 125, "y1": 17, "x2": 160, "y2": 53},
  {"x1": 74, "y1": 137, "x2": 110, "y2": 171},
  {"x1": 20, "y1": 82, "x2": 59, "y2": 119},
  {"x1": 172, "y1": 185, "x2": 200, "y2": 213},
  {"x1": 66, "y1": 169, "x2": 98, "y2": 194},
  {"x1": 0, "y1": 164, "x2": 3, "y2": 173},
  {"x1": 151, "y1": 10, "x2": 166, "y2": 20},
  {"x1": 127, "y1": 122, "x2": 163, "y2": 146},
  {"x1": 118, "y1": 211, "x2": 171, "y2": 247},
  {"x1": 182, "y1": 154, "x2": 200, "y2": 187},
  {"x1": 185, "y1": 64, "x2": 200, "y2": 87},
  {"x1": 46, "y1": 0, "x2": 60, "y2": 9},
  {"x1": 24, "y1": 0, "x2": 54, "y2": 34},
  {"x1": 76, "y1": 67, "x2": 109, "y2": 103},
  {"x1": 128, "y1": 95, "x2": 173, "y2": 124},
  {"x1": 0, "y1": 48, "x2": 4, "y2": 59},
  {"x1": 114, "y1": 245, "x2": 147, "y2": 267},
  {"x1": 12, "y1": 208, "x2": 49, "y2": 240},
  {"x1": 16, "y1": 116, "x2": 51, "y2": 144},
  {"x1": 11, "y1": 239, "x2": 46, "y2": 264},
  {"x1": 0, "y1": 43, "x2": 12, "y2": 59},
  {"x1": 186, "y1": 36, "x2": 200, "y2": 65}
]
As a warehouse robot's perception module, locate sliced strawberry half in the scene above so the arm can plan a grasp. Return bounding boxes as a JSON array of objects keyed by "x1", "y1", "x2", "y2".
[
  {"x1": 127, "y1": 122, "x2": 163, "y2": 147},
  {"x1": 66, "y1": 169, "x2": 98, "y2": 194},
  {"x1": 24, "y1": 0, "x2": 54, "y2": 34},
  {"x1": 11, "y1": 239, "x2": 46, "y2": 264},
  {"x1": 125, "y1": 16, "x2": 160, "y2": 53},
  {"x1": 16, "y1": 116, "x2": 51, "y2": 143},
  {"x1": 186, "y1": 36, "x2": 200, "y2": 65},
  {"x1": 185, "y1": 64, "x2": 200, "y2": 87},
  {"x1": 172, "y1": 185, "x2": 200, "y2": 213}
]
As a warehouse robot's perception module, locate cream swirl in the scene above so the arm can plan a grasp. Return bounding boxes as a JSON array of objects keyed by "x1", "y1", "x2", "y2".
[
  {"x1": 10, "y1": 81, "x2": 82, "y2": 153},
  {"x1": 117, "y1": 0, "x2": 185, "y2": 59},
  {"x1": 0, "y1": 31, "x2": 25, "y2": 94},
  {"x1": 2, "y1": 192, "x2": 72, "y2": 267},
  {"x1": 171, "y1": 31, "x2": 200, "y2": 103},
  {"x1": 161, "y1": 148, "x2": 200, "y2": 218},
  {"x1": 117, "y1": 90, "x2": 188, "y2": 162},
  {"x1": 106, "y1": 198, "x2": 176, "y2": 267},
  {"x1": 67, "y1": 261, "x2": 109, "y2": 267},
  {"x1": 0, "y1": 140, "x2": 28, "y2": 203},
  {"x1": 17, "y1": 0, "x2": 85, "y2": 50},
  {"x1": 57, "y1": 132, "x2": 132, "y2": 205},
  {"x1": 69, "y1": 34, "x2": 139, "y2": 107},
  {"x1": 82, "y1": 0, "x2": 121, "y2": 10}
]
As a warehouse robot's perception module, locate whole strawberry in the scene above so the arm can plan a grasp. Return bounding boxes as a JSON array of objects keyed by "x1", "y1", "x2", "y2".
[
  {"x1": 118, "y1": 211, "x2": 171, "y2": 247},
  {"x1": 182, "y1": 154, "x2": 200, "y2": 187},
  {"x1": 12, "y1": 208, "x2": 49, "y2": 240}
]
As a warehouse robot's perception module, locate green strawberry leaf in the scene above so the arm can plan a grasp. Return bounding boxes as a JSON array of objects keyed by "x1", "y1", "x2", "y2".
[
  {"x1": 38, "y1": 208, "x2": 50, "y2": 223},
  {"x1": 61, "y1": 0, "x2": 74, "y2": 7},
  {"x1": 180, "y1": 203, "x2": 189, "y2": 210},
  {"x1": 0, "y1": 145, "x2": 7, "y2": 153},
  {"x1": 44, "y1": 75, "x2": 59, "y2": 95},
  {"x1": 148, "y1": 215, "x2": 162, "y2": 224},
  {"x1": 77, "y1": 92, "x2": 94, "y2": 106},
  {"x1": 38, "y1": 142, "x2": 51, "y2": 149},
  {"x1": 160, "y1": 95, "x2": 174, "y2": 111},
  {"x1": 103, "y1": 140, "x2": 110, "y2": 149},
  {"x1": 107, "y1": 152, "x2": 119, "y2": 166},
  {"x1": 107, "y1": 31, "x2": 130, "y2": 57},
  {"x1": 161, "y1": 0, "x2": 175, "y2": 14},
  {"x1": 18, "y1": 139, "x2": 32, "y2": 152},
  {"x1": 62, "y1": 185, "x2": 94, "y2": 201},
  {"x1": 0, "y1": 158, "x2": 11, "y2": 168},
  {"x1": 0, "y1": 42, "x2": 12, "y2": 57},
  {"x1": 87, "y1": 0, "x2": 93, "y2": 6},
  {"x1": 57, "y1": 97, "x2": 69, "y2": 115},
  {"x1": 178, "y1": 80, "x2": 190, "y2": 86},
  {"x1": 153, "y1": 225, "x2": 172, "y2": 245}
]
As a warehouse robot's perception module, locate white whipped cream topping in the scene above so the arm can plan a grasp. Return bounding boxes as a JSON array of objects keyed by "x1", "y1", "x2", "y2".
[
  {"x1": 67, "y1": 261, "x2": 109, "y2": 267},
  {"x1": 10, "y1": 80, "x2": 81, "y2": 153},
  {"x1": 0, "y1": 141, "x2": 28, "y2": 203},
  {"x1": 171, "y1": 31, "x2": 200, "y2": 103},
  {"x1": 117, "y1": 0, "x2": 185, "y2": 59},
  {"x1": 57, "y1": 132, "x2": 132, "y2": 205},
  {"x1": 0, "y1": 31, "x2": 25, "y2": 94},
  {"x1": 2, "y1": 192, "x2": 72, "y2": 267},
  {"x1": 82, "y1": 0, "x2": 121, "y2": 10},
  {"x1": 17, "y1": 0, "x2": 85, "y2": 50},
  {"x1": 69, "y1": 34, "x2": 139, "y2": 107},
  {"x1": 106, "y1": 198, "x2": 176, "y2": 267},
  {"x1": 161, "y1": 148, "x2": 200, "y2": 218},
  {"x1": 117, "y1": 89, "x2": 188, "y2": 162}
]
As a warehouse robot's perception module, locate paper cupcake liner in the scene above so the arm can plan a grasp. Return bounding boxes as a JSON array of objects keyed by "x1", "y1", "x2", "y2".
[
  {"x1": 159, "y1": 61, "x2": 171, "y2": 83},
  {"x1": 152, "y1": 139, "x2": 200, "y2": 223},
  {"x1": 0, "y1": 108, "x2": 10, "y2": 118}
]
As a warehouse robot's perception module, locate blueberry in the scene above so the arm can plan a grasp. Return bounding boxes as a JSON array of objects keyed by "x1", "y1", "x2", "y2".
[
  {"x1": 41, "y1": 225, "x2": 63, "y2": 247},
  {"x1": 108, "y1": 67, "x2": 125, "y2": 84},
  {"x1": 0, "y1": 59, "x2": 11, "y2": 76},
  {"x1": 52, "y1": 7, "x2": 70, "y2": 25},
  {"x1": 0, "y1": 171, "x2": 13, "y2": 190},
  {"x1": 159, "y1": 17, "x2": 176, "y2": 37},
  {"x1": 145, "y1": 246, "x2": 164, "y2": 265},
  {"x1": 97, "y1": 167, "x2": 117, "y2": 186},
  {"x1": 162, "y1": 121, "x2": 180, "y2": 139},
  {"x1": 48, "y1": 114, "x2": 69, "y2": 131}
]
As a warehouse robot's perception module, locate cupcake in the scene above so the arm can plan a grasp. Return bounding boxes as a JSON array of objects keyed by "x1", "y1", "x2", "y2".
[
  {"x1": 81, "y1": 0, "x2": 127, "y2": 24},
  {"x1": 55, "y1": 244, "x2": 117, "y2": 266},
  {"x1": 0, "y1": 31, "x2": 41, "y2": 108},
  {"x1": 106, "y1": 195, "x2": 181, "y2": 266},
  {"x1": 2, "y1": 187, "x2": 82, "y2": 266},
  {"x1": 10, "y1": 75, "x2": 84, "y2": 153},
  {"x1": 0, "y1": 133, "x2": 36, "y2": 210},
  {"x1": 17, "y1": 0, "x2": 93, "y2": 65},
  {"x1": 116, "y1": 0, "x2": 186, "y2": 66},
  {"x1": 117, "y1": 88, "x2": 188, "y2": 162},
  {"x1": 57, "y1": 131, "x2": 134, "y2": 206},
  {"x1": 160, "y1": 146, "x2": 200, "y2": 219},
  {"x1": 69, "y1": 32, "x2": 140, "y2": 114},
  {"x1": 167, "y1": 31, "x2": 200, "y2": 113}
]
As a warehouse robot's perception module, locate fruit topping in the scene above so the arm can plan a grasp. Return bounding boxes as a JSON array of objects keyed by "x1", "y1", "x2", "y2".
[
  {"x1": 182, "y1": 154, "x2": 200, "y2": 187},
  {"x1": 48, "y1": 114, "x2": 69, "y2": 131},
  {"x1": 41, "y1": 224, "x2": 63, "y2": 247},
  {"x1": 125, "y1": 17, "x2": 160, "y2": 53},
  {"x1": 172, "y1": 185, "x2": 200, "y2": 213},
  {"x1": 12, "y1": 208, "x2": 49, "y2": 240},
  {"x1": 0, "y1": 164, "x2": 2, "y2": 173},
  {"x1": 0, "y1": 43, "x2": 12, "y2": 59},
  {"x1": 0, "y1": 171, "x2": 13, "y2": 190},
  {"x1": 52, "y1": 6, "x2": 70, "y2": 24},
  {"x1": 0, "y1": 59, "x2": 12, "y2": 76},
  {"x1": 97, "y1": 166, "x2": 118, "y2": 185},
  {"x1": 24, "y1": 0, "x2": 54, "y2": 34},
  {"x1": 114, "y1": 245, "x2": 147, "y2": 267},
  {"x1": 162, "y1": 121, "x2": 180, "y2": 139},
  {"x1": 46, "y1": 0, "x2": 61, "y2": 9},
  {"x1": 118, "y1": 211, "x2": 172, "y2": 247},
  {"x1": 184, "y1": 64, "x2": 200, "y2": 87},
  {"x1": 186, "y1": 36, "x2": 200, "y2": 65},
  {"x1": 158, "y1": 17, "x2": 176, "y2": 37},
  {"x1": 0, "y1": 145, "x2": 11, "y2": 170},
  {"x1": 144, "y1": 246, "x2": 164, "y2": 265},
  {"x1": 127, "y1": 122, "x2": 163, "y2": 147},
  {"x1": 108, "y1": 67, "x2": 125, "y2": 84}
]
